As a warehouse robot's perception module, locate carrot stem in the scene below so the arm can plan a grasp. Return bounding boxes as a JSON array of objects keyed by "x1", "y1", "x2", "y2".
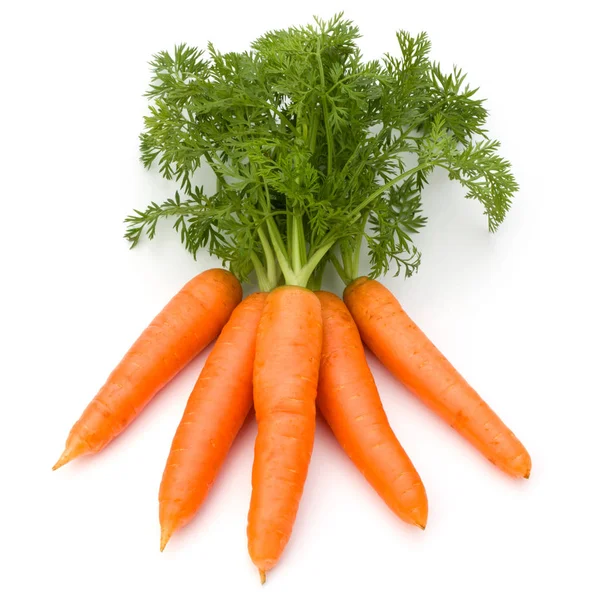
[
  {"x1": 251, "y1": 252, "x2": 270, "y2": 292},
  {"x1": 330, "y1": 253, "x2": 350, "y2": 286},
  {"x1": 257, "y1": 226, "x2": 277, "y2": 290}
]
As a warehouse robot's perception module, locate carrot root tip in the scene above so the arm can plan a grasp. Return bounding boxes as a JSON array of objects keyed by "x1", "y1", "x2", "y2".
[
  {"x1": 259, "y1": 569, "x2": 266, "y2": 585},
  {"x1": 160, "y1": 528, "x2": 172, "y2": 552},
  {"x1": 52, "y1": 449, "x2": 73, "y2": 471}
]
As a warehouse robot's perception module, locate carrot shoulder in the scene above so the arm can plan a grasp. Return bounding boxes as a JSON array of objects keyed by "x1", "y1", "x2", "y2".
[
  {"x1": 344, "y1": 277, "x2": 531, "y2": 478},
  {"x1": 53, "y1": 268, "x2": 242, "y2": 470},
  {"x1": 247, "y1": 286, "x2": 322, "y2": 581},
  {"x1": 159, "y1": 292, "x2": 266, "y2": 550},
  {"x1": 316, "y1": 291, "x2": 428, "y2": 528}
]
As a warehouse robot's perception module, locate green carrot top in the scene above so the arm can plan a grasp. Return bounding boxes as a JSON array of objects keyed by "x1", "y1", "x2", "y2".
[{"x1": 126, "y1": 13, "x2": 517, "y2": 290}]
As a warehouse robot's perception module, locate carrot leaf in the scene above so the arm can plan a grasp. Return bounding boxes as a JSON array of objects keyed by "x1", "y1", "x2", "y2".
[{"x1": 129, "y1": 14, "x2": 518, "y2": 288}]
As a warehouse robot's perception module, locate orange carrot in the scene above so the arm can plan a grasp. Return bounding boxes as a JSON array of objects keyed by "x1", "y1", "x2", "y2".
[
  {"x1": 316, "y1": 291, "x2": 428, "y2": 528},
  {"x1": 159, "y1": 292, "x2": 266, "y2": 551},
  {"x1": 344, "y1": 277, "x2": 531, "y2": 478},
  {"x1": 247, "y1": 286, "x2": 322, "y2": 582},
  {"x1": 53, "y1": 268, "x2": 242, "y2": 470}
]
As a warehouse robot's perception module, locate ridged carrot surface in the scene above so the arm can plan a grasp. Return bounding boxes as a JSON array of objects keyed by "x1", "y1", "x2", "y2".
[
  {"x1": 344, "y1": 277, "x2": 531, "y2": 478},
  {"x1": 159, "y1": 292, "x2": 266, "y2": 550},
  {"x1": 247, "y1": 286, "x2": 322, "y2": 582},
  {"x1": 316, "y1": 291, "x2": 428, "y2": 527},
  {"x1": 53, "y1": 268, "x2": 242, "y2": 470}
]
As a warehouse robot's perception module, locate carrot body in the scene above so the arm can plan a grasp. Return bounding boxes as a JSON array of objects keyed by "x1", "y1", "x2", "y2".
[
  {"x1": 159, "y1": 292, "x2": 266, "y2": 550},
  {"x1": 316, "y1": 291, "x2": 428, "y2": 528},
  {"x1": 247, "y1": 286, "x2": 322, "y2": 580},
  {"x1": 344, "y1": 277, "x2": 531, "y2": 478},
  {"x1": 53, "y1": 268, "x2": 242, "y2": 470}
]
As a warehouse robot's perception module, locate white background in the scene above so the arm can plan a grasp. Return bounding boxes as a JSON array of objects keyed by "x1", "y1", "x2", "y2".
[{"x1": 2, "y1": 1, "x2": 599, "y2": 598}]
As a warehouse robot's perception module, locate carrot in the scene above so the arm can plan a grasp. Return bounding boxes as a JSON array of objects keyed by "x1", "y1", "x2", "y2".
[
  {"x1": 159, "y1": 292, "x2": 266, "y2": 551},
  {"x1": 344, "y1": 277, "x2": 531, "y2": 478},
  {"x1": 53, "y1": 268, "x2": 242, "y2": 470},
  {"x1": 315, "y1": 291, "x2": 428, "y2": 528},
  {"x1": 247, "y1": 286, "x2": 322, "y2": 582}
]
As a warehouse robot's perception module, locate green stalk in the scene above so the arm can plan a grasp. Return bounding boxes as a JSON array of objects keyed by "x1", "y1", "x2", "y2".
[
  {"x1": 307, "y1": 262, "x2": 325, "y2": 291},
  {"x1": 340, "y1": 242, "x2": 353, "y2": 277},
  {"x1": 257, "y1": 226, "x2": 277, "y2": 290},
  {"x1": 294, "y1": 212, "x2": 307, "y2": 266},
  {"x1": 250, "y1": 252, "x2": 271, "y2": 292},
  {"x1": 330, "y1": 253, "x2": 351, "y2": 286},
  {"x1": 286, "y1": 211, "x2": 293, "y2": 258},
  {"x1": 307, "y1": 163, "x2": 437, "y2": 278},
  {"x1": 309, "y1": 110, "x2": 319, "y2": 154},
  {"x1": 351, "y1": 242, "x2": 362, "y2": 281},
  {"x1": 349, "y1": 163, "x2": 434, "y2": 221},
  {"x1": 350, "y1": 213, "x2": 370, "y2": 281},
  {"x1": 260, "y1": 182, "x2": 317, "y2": 288},
  {"x1": 265, "y1": 216, "x2": 295, "y2": 285},
  {"x1": 291, "y1": 213, "x2": 302, "y2": 273},
  {"x1": 316, "y1": 39, "x2": 334, "y2": 175},
  {"x1": 297, "y1": 241, "x2": 335, "y2": 287}
]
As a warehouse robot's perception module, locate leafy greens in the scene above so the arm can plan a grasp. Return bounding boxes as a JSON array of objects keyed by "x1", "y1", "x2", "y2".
[{"x1": 126, "y1": 14, "x2": 517, "y2": 290}]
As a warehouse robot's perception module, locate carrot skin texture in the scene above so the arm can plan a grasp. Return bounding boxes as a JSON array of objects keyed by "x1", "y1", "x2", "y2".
[
  {"x1": 159, "y1": 292, "x2": 267, "y2": 550},
  {"x1": 316, "y1": 291, "x2": 428, "y2": 528},
  {"x1": 248, "y1": 286, "x2": 323, "y2": 576},
  {"x1": 53, "y1": 269, "x2": 242, "y2": 470},
  {"x1": 344, "y1": 277, "x2": 531, "y2": 478}
]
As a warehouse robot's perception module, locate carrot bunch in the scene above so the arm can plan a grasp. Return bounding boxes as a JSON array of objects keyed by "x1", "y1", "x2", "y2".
[{"x1": 54, "y1": 15, "x2": 531, "y2": 582}]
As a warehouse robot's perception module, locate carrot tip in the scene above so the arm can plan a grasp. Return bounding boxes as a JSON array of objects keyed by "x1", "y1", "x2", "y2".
[
  {"x1": 409, "y1": 505, "x2": 428, "y2": 530},
  {"x1": 160, "y1": 529, "x2": 172, "y2": 552},
  {"x1": 52, "y1": 449, "x2": 73, "y2": 471},
  {"x1": 259, "y1": 569, "x2": 266, "y2": 585}
]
